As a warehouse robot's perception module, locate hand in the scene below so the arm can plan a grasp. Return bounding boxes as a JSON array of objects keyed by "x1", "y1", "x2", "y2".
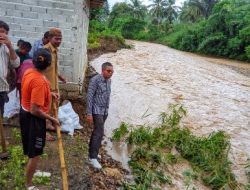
[
  {"x1": 51, "y1": 92, "x2": 60, "y2": 102},
  {"x1": 61, "y1": 77, "x2": 67, "y2": 84},
  {"x1": 50, "y1": 117, "x2": 60, "y2": 126},
  {"x1": 59, "y1": 75, "x2": 67, "y2": 84},
  {"x1": 87, "y1": 115, "x2": 93, "y2": 125},
  {"x1": 0, "y1": 33, "x2": 12, "y2": 48}
]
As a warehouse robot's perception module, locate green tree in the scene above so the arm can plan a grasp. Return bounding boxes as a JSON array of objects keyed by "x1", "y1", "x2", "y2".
[
  {"x1": 179, "y1": 1, "x2": 204, "y2": 23},
  {"x1": 109, "y1": 2, "x2": 134, "y2": 27},
  {"x1": 148, "y1": 0, "x2": 169, "y2": 25},
  {"x1": 128, "y1": 0, "x2": 148, "y2": 19},
  {"x1": 163, "y1": 0, "x2": 180, "y2": 23},
  {"x1": 189, "y1": 0, "x2": 218, "y2": 19},
  {"x1": 90, "y1": 1, "x2": 110, "y2": 22}
]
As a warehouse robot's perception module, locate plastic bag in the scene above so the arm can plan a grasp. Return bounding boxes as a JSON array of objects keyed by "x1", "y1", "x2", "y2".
[
  {"x1": 4, "y1": 88, "x2": 20, "y2": 118},
  {"x1": 58, "y1": 101, "x2": 83, "y2": 136}
]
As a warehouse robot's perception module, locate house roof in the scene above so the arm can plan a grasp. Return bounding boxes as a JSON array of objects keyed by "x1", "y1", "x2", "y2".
[{"x1": 90, "y1": 0, "x2": 105, "y2": 8}]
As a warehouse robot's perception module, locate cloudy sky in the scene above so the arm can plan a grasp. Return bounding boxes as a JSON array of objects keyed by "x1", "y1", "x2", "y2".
[{"x1": 108, "y1": 0, "x2": 186, "y2": 8}]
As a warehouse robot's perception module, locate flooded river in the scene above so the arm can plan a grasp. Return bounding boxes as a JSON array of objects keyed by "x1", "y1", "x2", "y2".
[{"x1": 90, "y1": 41, "x2": 250, "y2": 188}]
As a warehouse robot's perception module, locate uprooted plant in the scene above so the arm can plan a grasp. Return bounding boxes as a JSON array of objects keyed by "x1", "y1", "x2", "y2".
[{"x1": 112, "y1": 104, "x2": 239, "y2": 189}]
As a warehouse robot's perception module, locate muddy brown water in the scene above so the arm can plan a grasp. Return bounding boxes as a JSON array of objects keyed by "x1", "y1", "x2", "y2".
[{"x1": 90, "y1": 40, "x2": 250, "y2": 189}]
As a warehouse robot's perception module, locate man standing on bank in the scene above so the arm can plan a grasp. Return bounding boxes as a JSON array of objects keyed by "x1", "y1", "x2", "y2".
[{"x1": 87, "y1": 62, "x2": 114, "y2": 169}]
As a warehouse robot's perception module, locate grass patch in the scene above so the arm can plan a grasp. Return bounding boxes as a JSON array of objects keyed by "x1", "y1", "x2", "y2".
[
  {"x1": 33, "y1": 176, "x2": 51, "y2": 186},
  {"x1": 0, "y1": 145, "x2": 27, "y2": 188},
  {"x1": 0, "y1": 128, "x2": 27, "y2": 189},
  {"x1": 113, "y1": 104, "x2": 238, "y2": 189}
]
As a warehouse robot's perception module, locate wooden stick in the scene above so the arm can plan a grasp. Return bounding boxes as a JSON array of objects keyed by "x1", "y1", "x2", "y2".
[
  {"x1": 0, "y1": 113, "x2": 7, "y2": 153},
  {"x1": 53, "y1": 101, "x2": 69, "y2": 190}
]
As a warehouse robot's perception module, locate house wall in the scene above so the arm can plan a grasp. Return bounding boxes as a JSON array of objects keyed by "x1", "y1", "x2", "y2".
[{"x1": 0, "y1": 0, "x2": 90, "y2": 83}]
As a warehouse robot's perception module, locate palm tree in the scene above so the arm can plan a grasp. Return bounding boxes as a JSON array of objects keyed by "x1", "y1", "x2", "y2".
[
  {"x1": 148, "y1": 0, "x2": 169, "y2": 25},
  {"x1": 179, "y1": 1, "x2": 204, "y2": 22},
  {"x1": 163, "y1": 0, "x2": 180, "y2": 23},
  {"x1": 129, "y1": 0, "x2": 147, "y2": 19},
  {"x1": 189, "y1": 0, "x2": 218, "y2": 18},
  {"x1": 179, "y1": 0, "x2": 218, "y2": 22}
]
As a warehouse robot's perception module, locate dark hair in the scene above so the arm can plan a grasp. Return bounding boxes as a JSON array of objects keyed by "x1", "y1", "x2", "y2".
[
  {"x1": 102, "y1": 62, "x2": 113, "y2": 70},
  {"x1": 20, "y1": 41, "x2": 32, "y2": 51},
  {"x1": 44, "y1": 31, "x2": 49, "y2": 39},
  {"x1": 17, "y1": 39, "x2": 25, "y2": 47},
  {"x1": 33, "y1": 49, "x2": 51, "y2": 71},
  {"x1": 0, "y1": 20, "x2": 9, "y2": 32}
]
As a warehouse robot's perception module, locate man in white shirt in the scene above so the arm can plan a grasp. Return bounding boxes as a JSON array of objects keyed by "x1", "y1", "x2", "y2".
[
  {"x1": 0, "y1": 20, "x2": 20, "y2": 159},
  {"x1": 0, "y1": 20, "x2": 20, "y2": 116}
]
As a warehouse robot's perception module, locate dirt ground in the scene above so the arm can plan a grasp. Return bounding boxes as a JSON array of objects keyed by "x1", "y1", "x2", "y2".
[
  {"x1": 1, "y1": 63, "x2": 127, "y2": 190},
  {"x1": 0, "y1": 37, "x2": 129, "y2": 190},
  {"x1": 1, "y1": 90, "x2": 128, "y2": 190}
]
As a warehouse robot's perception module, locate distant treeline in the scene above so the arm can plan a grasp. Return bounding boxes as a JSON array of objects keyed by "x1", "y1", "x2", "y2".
[{"x1": 89, "y1": 0, "x2": 250, "y2": 62}]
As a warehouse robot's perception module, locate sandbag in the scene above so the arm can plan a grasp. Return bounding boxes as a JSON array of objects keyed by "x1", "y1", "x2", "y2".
[
  {"x1": 4, "y1": 88, "x2": 20, "y2": 118},
  {"x1": 58, "y1": 101, "x2": 83, "y2": 136}
]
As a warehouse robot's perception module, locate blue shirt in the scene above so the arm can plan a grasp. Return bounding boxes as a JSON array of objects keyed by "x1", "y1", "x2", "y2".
[
  {"x1": 87, "y1": 74, "x2": 111, "y2": 115},
  {"x1": 29, "y1": 39, "x2": 43, "y2": 58}
]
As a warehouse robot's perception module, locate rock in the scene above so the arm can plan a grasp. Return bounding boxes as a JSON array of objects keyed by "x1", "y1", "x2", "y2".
[{"x1": 103, "y1": 168, "x2": 123, "y2": 180}]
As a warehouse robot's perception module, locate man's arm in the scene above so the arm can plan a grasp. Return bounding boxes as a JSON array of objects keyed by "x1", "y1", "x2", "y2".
[
  {"x1": 58, "y1": 74, "x2": 66, "y2": 83},
  {"x1": 0, "y1": 33, "x2": 20, "y2": 68},
  {"x1": 29, "y1": 41, "x2": 36, "y2": 58},
  {"x1": 30, "y1": 104, "x2": 59, "y2": 126},
  {"x1": 86, "y1": 77, "x2": 97, "y2": 124}
]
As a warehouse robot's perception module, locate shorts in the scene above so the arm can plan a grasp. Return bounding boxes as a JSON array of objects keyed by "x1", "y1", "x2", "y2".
[{"x1": 20, "y1": 108, "x2": 46, "y2": 158}]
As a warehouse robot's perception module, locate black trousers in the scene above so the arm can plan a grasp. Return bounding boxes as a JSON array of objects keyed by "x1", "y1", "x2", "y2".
[
  {"x1": 0, "y1": 92, "x2": 9, "y2": 116},
  {"x1": 89, "y1": 114, "x2": 108, "y2": 159}
]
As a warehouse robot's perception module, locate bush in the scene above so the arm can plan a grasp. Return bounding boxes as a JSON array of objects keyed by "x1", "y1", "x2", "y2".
[{"x1": 88, "y1": 20, "x2": 126, "y2": 50}]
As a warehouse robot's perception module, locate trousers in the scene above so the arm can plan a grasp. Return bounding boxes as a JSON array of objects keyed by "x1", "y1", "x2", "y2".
[{"x1": 89, "y1": 114, "x2": 107, "y2": 159}]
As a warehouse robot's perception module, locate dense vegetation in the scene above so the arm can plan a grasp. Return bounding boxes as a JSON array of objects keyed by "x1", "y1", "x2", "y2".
[
  {"x1": 89, "y1": 0, "x2": 250, "y2": 62},
  {"x1": 88, "y1": 2, "x2": 127, "y2": 52},
  {"x1": 112, "y1": 105, "x2": 246, "y2": 189}
]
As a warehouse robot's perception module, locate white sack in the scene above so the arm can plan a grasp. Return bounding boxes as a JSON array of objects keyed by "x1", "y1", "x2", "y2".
[
  {"x1": 4, "y1": 89, "x2": 20, "y2": 118},
  {"x1": 58, "y1": 101, "x2": 83, "y2": 136}
]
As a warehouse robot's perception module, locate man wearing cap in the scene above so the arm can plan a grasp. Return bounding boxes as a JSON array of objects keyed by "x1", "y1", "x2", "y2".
[{"x1": 43, "y1": 28, "x2": 66, "y2": 134}]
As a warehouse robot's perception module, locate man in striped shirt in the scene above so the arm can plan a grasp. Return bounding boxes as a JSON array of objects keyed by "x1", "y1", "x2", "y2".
[
  {"x1": 87, "y1": 62, "x2": 113, "y2": 169},
  {"x1": 0, "y1": 20, "x2": 20, "y2": 116}
]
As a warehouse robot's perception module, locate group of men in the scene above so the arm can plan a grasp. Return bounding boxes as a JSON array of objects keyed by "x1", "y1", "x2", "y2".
[{"x1": 0, "y1": 19, "x2": 114, "y2": 189}]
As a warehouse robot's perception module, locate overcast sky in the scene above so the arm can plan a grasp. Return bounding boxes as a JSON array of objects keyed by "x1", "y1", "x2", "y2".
[{"x1": 108, "y1": 0, "x2": 186, "y2": 8}]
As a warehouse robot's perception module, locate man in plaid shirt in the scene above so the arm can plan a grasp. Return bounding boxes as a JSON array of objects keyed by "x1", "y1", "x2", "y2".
[{"x1": 87, "y1": 62, "x2": 113, "y2": 169}]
